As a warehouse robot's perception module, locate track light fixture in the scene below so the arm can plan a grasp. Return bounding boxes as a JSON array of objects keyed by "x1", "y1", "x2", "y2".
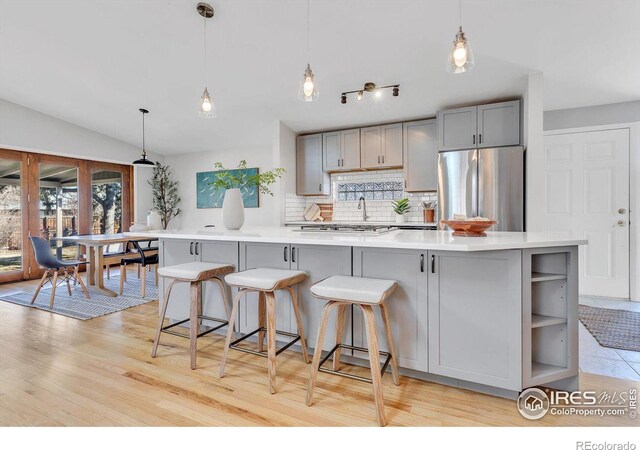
[{"x1": 340, "y1": 82, "x2": 399, "y2": 104}]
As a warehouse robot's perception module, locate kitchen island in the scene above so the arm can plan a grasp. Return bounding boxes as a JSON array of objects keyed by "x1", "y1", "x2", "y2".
[{"x1": 127, "y1": 227, "x2": 587, "y2": 399}]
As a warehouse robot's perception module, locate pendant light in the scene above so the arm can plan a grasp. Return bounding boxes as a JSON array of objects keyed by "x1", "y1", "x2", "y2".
[
  {"x1": 298, "y1": 0, "x2": 318, "y2": 101},
  {"x1": 197, "y1": 3, "x2": 216, "y2": 117},
  {"x1": 447, "y1": 0, "x2": 474, "y2": 74},
  {"x1": 133, "y1": 108, "x2": 155, "y2": 166}
]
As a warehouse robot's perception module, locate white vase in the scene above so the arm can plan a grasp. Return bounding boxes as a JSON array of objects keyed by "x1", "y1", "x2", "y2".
[
  {"x1": 395, "y1": 214, "x2": 406, "y2": 224},
  {"x1": 222, "y1": 188, "x2": 245, "y2": 230},
  {"x1": 147, "y1": 210, "x2": 162, "y2": 230}
]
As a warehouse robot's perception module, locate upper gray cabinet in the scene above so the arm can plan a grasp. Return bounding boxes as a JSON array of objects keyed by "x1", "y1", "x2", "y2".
[
  {"x1": 323, "y1": 129, "x2": 360, "y2": 172},
  {"x1": 360, "y1": 124, "x2": 403, "y2": 169},
  {"x1": 477, "y1": 101, "x2": 520, "y2": 148},
  {"x1": 403, "y1": 119, "x2": 437, "y2": 192},
  {"x1": 437, "y1": 106, "x2": 477, "y2": 151},
  {"x1": 297, "y1": 134, "x2": 330, "y2": 195},
  {"x1": 437, "y1": 100, "x2": 521, "y2": 151}
]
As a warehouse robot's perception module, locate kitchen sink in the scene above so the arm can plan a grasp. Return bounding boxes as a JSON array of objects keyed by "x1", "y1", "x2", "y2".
[{"x1": 292, "y1": 224, "x2": 398, "y2": 235}]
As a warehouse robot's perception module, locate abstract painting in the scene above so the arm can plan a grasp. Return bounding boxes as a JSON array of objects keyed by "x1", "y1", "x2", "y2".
[{"x1": 196, "y1": 168, "x2": 260, "y2": 208}]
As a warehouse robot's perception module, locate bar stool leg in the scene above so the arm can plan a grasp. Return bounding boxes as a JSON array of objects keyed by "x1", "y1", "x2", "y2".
[
  {"x1": 219, "y1": 289, "x2": 244, "y2": 378},
  {"x1": 197, "y1": 281, "x2": 203, "y2": 329},
  {"x1": 306, "y1": 301, "x2": 339, "y2": 406},
  {"x1": 361, "y1": 304, "x2": 386, "y2": 426},
  {"x1": 265, "y1": 291, "x2": 277, "y2": 394},
  {"x1": 257, "y1": 291, "x2": 266, "y2": 353},
  {"x1": 333, "y1": 304, "x2": 347, "y2": 371},
  {"x1": 189, "y1": 281, "x2": 199, "y2": 370},
  {"x1": 151, "y1": 279, "x2": 177, "y2": 357},
  {"x1": 379, "y1": 303, "x2": 400, "y2": 386},
  {"x1": 287, "y1": 286, "x2": 309, "y2": 364}
]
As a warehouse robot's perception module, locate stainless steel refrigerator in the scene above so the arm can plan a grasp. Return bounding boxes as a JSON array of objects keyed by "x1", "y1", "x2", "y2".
[{"x1": 437, "y1": 146, "x2": 525, "y2": 231}]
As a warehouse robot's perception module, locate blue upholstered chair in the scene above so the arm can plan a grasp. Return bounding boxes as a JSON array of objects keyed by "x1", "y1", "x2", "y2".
[{"x1": 29, "y1": 236, "x2": 90, "y2": 307}]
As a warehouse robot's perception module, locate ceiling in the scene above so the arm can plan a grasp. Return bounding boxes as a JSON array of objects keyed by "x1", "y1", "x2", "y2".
[{"x1": 0, "y1": 0, "x2": 638, "y2": 155}]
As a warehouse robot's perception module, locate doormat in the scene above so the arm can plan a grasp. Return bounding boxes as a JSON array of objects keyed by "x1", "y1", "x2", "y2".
[
  {"x1": 0, "y1": 275, "x2": 157, "y2": 320},
  {"x1": 578, "y1": 304, "x2": 640, "y2": 352}
]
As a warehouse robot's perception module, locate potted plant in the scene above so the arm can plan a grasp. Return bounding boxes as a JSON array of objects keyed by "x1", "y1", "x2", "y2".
[
  {"x1": 392, "y1": 197, "x2": 411, "y2": 223},
  {"x1": 148, "y1": 162, "x2": 181, "y2": 230},
  {"x1": 211, "y1": 160, "x2": 285, "y2": 230}
]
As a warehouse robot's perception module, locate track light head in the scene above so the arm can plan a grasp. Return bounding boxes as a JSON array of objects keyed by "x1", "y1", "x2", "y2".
[
  {"x1": 341, "y1": 94, "x2": 347, "y2": 104},
  {"x1": 392, "y1": 86, "x2": 399, "y2": 97}
]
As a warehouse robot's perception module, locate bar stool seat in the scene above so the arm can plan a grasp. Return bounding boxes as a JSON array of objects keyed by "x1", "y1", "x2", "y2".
[
  {"x1": 225, "y1": 268, "x2": 306, "y2": 291},
  {"x1": 306, "y1": 275, "x2": 400, "y2": 426},
  {"x1": 158, "y1": 261, "x2": 234, "y2": 281},
  {"x1": 220, "y1": 268, "x2": 310, "y2": 394},
  {"x1": 151, "y1": 261, "x2": 235, "y2": 370},
  {"x1": 310, "y1": 275, "x2": 397, "y2": 304}
]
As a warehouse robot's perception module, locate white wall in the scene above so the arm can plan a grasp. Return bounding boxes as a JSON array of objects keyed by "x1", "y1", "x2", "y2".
[
  {"x1": 272, "y1": 120, "x2": 297, "y2": 225},
  {"x1": 0, "y1": 98, "x2": 162, "y2": 222}
]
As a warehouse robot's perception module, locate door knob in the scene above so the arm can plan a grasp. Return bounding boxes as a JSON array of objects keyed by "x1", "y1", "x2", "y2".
[{"x1": 618, "y1": 208, "x2": 627, "y2": 214}]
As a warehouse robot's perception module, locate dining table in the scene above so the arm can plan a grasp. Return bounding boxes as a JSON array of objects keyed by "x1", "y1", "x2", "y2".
[{"x1": 54, "y1": 233, "x2": 158, "y2": 297}]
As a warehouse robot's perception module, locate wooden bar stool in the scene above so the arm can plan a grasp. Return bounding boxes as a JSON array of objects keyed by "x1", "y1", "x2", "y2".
[
  {"x1": 219, "y1": 268, "x2": 310, "y2": 394},
  {"x1": 306, "y1": 275, "x2": 400, "y2": 426},
  {"x1": 151, "y1": 261, "x2": 234, "y2": 369}
]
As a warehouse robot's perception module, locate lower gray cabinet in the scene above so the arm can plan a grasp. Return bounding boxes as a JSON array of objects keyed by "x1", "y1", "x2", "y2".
[
  {"x1": 292, "y1": 244, "x2": 352, "y2": 352},
  {"x1": 160, "y1": 239, "x2": 239, "y2": 332},
  {"x1": 160, "y1": 239, "x2": 196, "y2": 321},
  {"x1": 199, "y1": 241, "x2": 239, "y2": 328},
  {"x1": 427, "y1": 250, "x2": 522, "y2": 391},
  {"x1": 352, "y1": 247, "x2": 428, "y2": 372},
  {"x1": 238, "y1": 242, "x2": 293, "y2": 339}
]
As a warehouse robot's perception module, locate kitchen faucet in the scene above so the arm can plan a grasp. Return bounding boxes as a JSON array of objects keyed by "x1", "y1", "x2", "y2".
[{"x1": 358, "y1": 196, "x2": 370, "y2": 222}]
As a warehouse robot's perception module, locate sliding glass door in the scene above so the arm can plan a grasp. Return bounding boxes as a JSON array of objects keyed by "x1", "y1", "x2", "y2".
[
  {"x1": 0, "y1": 150, "x2": 28, "y2": 282},
  {"x1": 0, "y1": 149, "x2": 133, "y2": 282}
]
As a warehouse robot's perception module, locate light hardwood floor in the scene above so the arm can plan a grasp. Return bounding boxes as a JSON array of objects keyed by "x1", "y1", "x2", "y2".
[{"x1": 0, "y1": 277, "x2": 638, "y2": 427}]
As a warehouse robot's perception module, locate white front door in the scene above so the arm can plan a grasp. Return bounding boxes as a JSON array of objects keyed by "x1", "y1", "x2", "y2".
[{"x1": 543, "y1": 128, "x2": 630, "y2": 298}]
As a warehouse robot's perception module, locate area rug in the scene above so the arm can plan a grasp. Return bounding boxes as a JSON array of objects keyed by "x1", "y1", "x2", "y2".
[
  {"x1": 0, "y1": 275, "x2": 158, "y2": 320},
  {"x1": 578, "y1": 304, "x2": 640, "y2": 352}
]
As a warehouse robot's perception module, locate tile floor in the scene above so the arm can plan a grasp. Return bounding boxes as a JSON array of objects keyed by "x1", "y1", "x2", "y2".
[{"x1": 579, "y1": 296, "x2": 640, "y2": 381}]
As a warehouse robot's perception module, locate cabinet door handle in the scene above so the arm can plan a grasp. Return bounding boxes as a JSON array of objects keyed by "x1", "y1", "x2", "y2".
[
  {"x1": 377, "y1": 155, "x2": 380, "y2": 164},
  {"x1": 479, "y1": 134, "x2": 482, "y2": 144},
  {"x1": 195, "y1": 242, "x2": 199, "y2": 256},
  {"x1": 420, "y1": 254, "x2": 424, "y2": 272},
  {"x1": 284, "y1": 246, "x2": 288, "y2": 262},
  {"x1": 473, "y1": 134, "x2": 476, "y2": 145},
  {"x1": 382, "y1": 155, "x2": 385, "y2": 164},
  {"x1": 319, "y1": 183, "x2": 322, "y2": 192},
  {"x1": 189, "y1": 242, "x2": 194, "y2": 255},
  {"x1": 431, "y1": 254, "x2": 435, "y2": 273},
  {"x1": 291, "y1": 247, "x2": 296, "y2": 263}
]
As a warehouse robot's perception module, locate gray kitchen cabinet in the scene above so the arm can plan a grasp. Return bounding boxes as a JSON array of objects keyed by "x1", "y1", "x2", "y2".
[
  {"x1": 437, "y1": 106, "x2": 477, "y2": 151},
  {"x1": 159, "y1": 239, "x2": 239, "y2": 334},
  {"x1": 322, "y1": 131, "x2": 341, "y2": 172},
  {"x1": 427, "y1": 250, "x2": 522, "y2": 391},
  {"x1": 477, "y1": 100, "x2": 520, "y2": 148},
  {"x1": 360, "y1": 124, "x2": 403, "y2": 169},
  {"x1": 323, "y1": 129, "x2": 360, "y2": 172},
  {"x1": 381, "y1": 123, "x2": 403, "y2": 167},
  {"x1": 403, "y1": 119, "x2": 437, "y2": 192},
  {"x1": 297, "y1": 133, "x2": 330, "y2": 195},
  {"x1": 198, "y1": 241, "x2": 239, "y2": 329},
  {"x1": 437, "y1": 100, "x2": 521, "y2": 151},
  {"x1": 352, "y1": 247, "x2": 428, "y2": 372},
  {"x1": 238, "y1": 242, "x2": 293, "y2": 340},
  {"x1": 360, "y1": 126, "x2": 382, "y2": 169},
  {"x1": 292, "y1": 244, "x2": 352, "y2": 352}
]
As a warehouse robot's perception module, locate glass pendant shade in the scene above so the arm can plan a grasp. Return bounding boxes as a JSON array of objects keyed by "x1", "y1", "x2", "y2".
[
  {"x1": 199, "y1": 87, "x2": 216, "y2": 118},
  {"x1": 447, "y1": 26, "x2": 474, "y2": 73},
  {"x1": 298, "y1": 64, "x2": 318, "y2": 102}
]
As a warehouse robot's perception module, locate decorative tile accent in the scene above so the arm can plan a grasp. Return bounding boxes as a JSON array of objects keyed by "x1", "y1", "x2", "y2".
[{"x1": 336, "y1": 181, "x2": 403, "y2": 202}]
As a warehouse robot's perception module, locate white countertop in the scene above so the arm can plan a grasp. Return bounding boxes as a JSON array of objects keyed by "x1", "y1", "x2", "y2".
[
  {"x1": 125, "y1": 227, "x2": 587, "y2": 252},
  {"x1": 284, "y1": 220, "x2": 437, "y2": 228}
]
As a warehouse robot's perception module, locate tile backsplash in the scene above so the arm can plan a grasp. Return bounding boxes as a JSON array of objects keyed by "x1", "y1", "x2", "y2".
[{"x1": 285, "y1": 169, "x2": 438, "y2": 223}]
